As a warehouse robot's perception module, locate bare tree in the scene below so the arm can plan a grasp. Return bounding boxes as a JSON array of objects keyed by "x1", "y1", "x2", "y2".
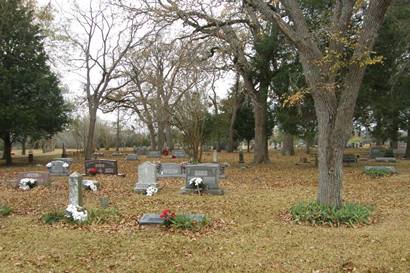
[
  {"x1": 61, "y1": 0, "x2": 149, "y2": 159},
  {"x1": 245, "y1": 0, "x2": 392, "y2": 207}
]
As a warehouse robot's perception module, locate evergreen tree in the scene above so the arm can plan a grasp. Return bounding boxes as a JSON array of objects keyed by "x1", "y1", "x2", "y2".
[{"x1": 0, "y1": 0, "x2": 69, "y2": 165}]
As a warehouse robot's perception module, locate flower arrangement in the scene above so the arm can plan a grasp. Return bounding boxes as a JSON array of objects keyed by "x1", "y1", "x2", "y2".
[
  {"x1": 83, "y1": 180, "x2": 98, "y2": 192},
  {"x1": 19, "y1": 178, "x2": 37, "y2": 190},
  {"x1": 65, "y1": 204, "x2": 88, "y2": 222},
  {"x1": 62, "y1": 162, "x2": 69, "y2": 168},
  {"x1": 189, "y1": 177, "x2": 205, "y2": 194},
  {"x1": 87, "y1": 167, "x2": 97, "y2": 176},
  {"x1": 146, "y1": 186, "x2": 158, "y2": 196},
  {"x1": 46, "y1": 162, "x2": 52, "y2": 168},
  {"x1": 159, "y1": 209, "x2": 176, "y2": 227}
]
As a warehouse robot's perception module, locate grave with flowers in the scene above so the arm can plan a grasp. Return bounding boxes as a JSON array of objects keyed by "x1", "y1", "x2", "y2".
[
  {"x1": 135, "y1": 162, "x2": 158, "y2": 194},
  {"x1": 16, "y1": 172, "x2": 50, "y2": 190},
  {"x1": 46, "y1": 160, "x2": 70, "y2": 176},
  {"x1": 65, "y1": 172, "x2": 88, "y2": 222},
  {"x1": 157, "y1": 163, "x2": 185, "y2": 178},
  {"x1": 181, "y1": 163, "x2": 224, "y2": 195}
]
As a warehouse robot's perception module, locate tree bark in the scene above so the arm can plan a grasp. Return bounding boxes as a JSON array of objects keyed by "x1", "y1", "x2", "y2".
[
  {"x1": 157, "y1": 121, "x2": 165, "y2": 151},
  {"x1": 85, "y1": 109, "x2": 97, "y2": 160},
  {"x1": 165, "y1": 123, "x2": 174, "y2": 150},
  {"x1": 253, "y1": 91, "x2": 270, "y2": 163},
  {"x1": 116, "y1": 108, "x2": 120, "y2": 152},
  {"x1": 21, "y1": 136, "x2": 26, "y2": 155},
  {"x1": 281, "y1": 133, "x2": 295, "y2": 155},
  {"x1": 147, "y1": 124, "x2": 157, "y2": 150},
  {"x1": 3, "y1": 132, "x2": 12, "y2": 165},
  {"x1": 405, "y1": 117, "x2": 410, "y2": 158}
]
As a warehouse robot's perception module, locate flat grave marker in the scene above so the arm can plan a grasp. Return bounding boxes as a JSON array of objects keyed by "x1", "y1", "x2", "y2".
[{"x1": 85, "y1": 159, "x2": 118, "y2": 175}]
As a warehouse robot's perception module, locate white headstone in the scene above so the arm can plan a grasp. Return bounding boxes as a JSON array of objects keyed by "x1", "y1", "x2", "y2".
[
  {"x1": 135, "y1": 162, "x2": 158, "y2": 193},
  {"x1": 212, "y1": 149, "x2": 218, "y2": 163},
  {"x1": 68, "y1": 172, "x2": 83, "y2": 206}
]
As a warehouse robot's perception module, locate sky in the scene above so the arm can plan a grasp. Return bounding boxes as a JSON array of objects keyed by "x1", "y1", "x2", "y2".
[{"x1": 37, "y1": 0, "x2": 233, "y2": 126}]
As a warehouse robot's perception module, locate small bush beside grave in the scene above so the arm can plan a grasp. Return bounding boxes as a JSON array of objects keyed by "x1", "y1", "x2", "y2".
[
  {"x1": 363, "y1": 166, "x2": 397, "y2": 177},
  {"x1": 42, "y1": 208, "x2": 120, "y2": 225},
  {"x1": 290, "y1": 201, "x2": 373, "y2": 227},
  {"x1": 0, "y1": 204, "x2": 12, "y2": 217}
]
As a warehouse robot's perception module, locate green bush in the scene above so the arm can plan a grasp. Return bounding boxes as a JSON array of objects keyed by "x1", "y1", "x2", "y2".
[
  {"x1": 86, "y1": 208, "x2": 120, "y2": 224},
  {"x1": 42, "y1": 208, "x2": 120, "y2": 225},
  {"x1": 171, "y1": 215, "x2": 208, "y2": 230},
  {"x1": 364, "y1": 168, "x2": 393, "y2": 177},
  {"x1": 42, "y1": 211, "x2": 66, "y2": 224},
  {"x1": 290, "y1": 201, "x2": 373, "y2": 227},
  {"x1": 0, "y1": 205, "x2": 12, "y2": 217}
]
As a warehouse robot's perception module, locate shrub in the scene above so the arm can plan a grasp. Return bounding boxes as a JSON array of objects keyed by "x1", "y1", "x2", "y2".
[
  {"x1": 364, "y1": 168, "x2": 393, "y2": 177},
  {"x1": 290, "y1": 201, "x2": 373, "y2": 227},
  {"x1": 86, "y1": 208, "x2": 120, "y2": 224},
  {"x1": 42, "y1": 211, "x2": 66, "y2": 224},
  {"x1": 0, "y1": 205, "x2": 12, "y2": 217}
]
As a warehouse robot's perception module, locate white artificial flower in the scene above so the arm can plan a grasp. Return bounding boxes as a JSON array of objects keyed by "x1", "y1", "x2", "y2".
[
  {"x1": 189, "y1": 177, "x2": 203, "y2": 187},
  {"x1": 146, "y1": 186, "x2": 158, "y2": 196},
  {"x1": 19, "y1": 178, "x2": 37, "y2": 190},
  {"x1": 65, "y1": 204, "x2": 88, "y2": 222},
  {"x1": 62, "y1": 162, "x2": 69, "y2": 168},
  {"x1": 46, "y1": 162, "x2": 52, "y2": 168},
  {"x1": 83, "y1": 180, "x2": 98, "y2": 192}
]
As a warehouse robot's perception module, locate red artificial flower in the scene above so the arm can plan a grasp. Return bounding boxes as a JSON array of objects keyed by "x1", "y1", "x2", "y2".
[{"x1": 88, "y1": 167, "x2": 97, "y2": 175}]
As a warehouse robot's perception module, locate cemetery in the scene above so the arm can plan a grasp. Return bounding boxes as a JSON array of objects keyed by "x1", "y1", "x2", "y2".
[{"x1": 1, "y1": 0, "x2": 409, "y2": 272}]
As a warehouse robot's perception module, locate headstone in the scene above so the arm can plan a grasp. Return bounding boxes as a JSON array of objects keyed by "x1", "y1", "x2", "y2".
[
  {"x1": 136, "y1": 147, "x2": 147, "y2": 155},
  {"x1": 343, "y1": 154, "x2": 358, "y2": 163},
  {"x1": 111, "y1": 152, "x2": 124, "y2": 157},
  {"x1": 172, "y1": 149, "x2": 187, "y2": 158},
  {"x1": 182, "y1": 163, "x2": 223, "y2": 195},
  {"x1": 93, "y1": 152, "x2": 104, "y2": 157},
  {"x1": 47, "y1": 160, "x2": 70, "y2": 176},
  {"x1": 157, "y1": 163, "x2": 184, "y2": 178},
  {"x1": 53, "y1": 158, "x2": 74, "y2": 165},
  {"x1": 369, "y1": 147, "x2": 387, "y2": 159},
  {"x1": 212, "y1": 149, "x2": 218, "y2": 163},
  {"x1": 135, "y1": 162, "x2": 158, "y2": 193},
  {"x1": 84, "y1": 159, "x2": 118, "y2": 175},
  {"x1": 126, "y1": 154, "x2": 138, "y2": 161},
  {"x1": 146, "y1": 151, "x2": 161, "y2": 158},
  {"x1": 139, "y1": 213, "x2": 205, "y2": 225},
  {"x1": 68, "y1": 172, "x2": 83, "y2": 207},
  {"x1": 375, "y1": 157, "x2": 397, "y2": 163},
  {"x1": 16, "y1": 172, "x2": 50, "y2": 187},
  {"x1": 201, "y1": 163, "x2": 226, "y2": 178},
  {"x1": 364, "y1": 166, "x2": 398, "y2": 174}
]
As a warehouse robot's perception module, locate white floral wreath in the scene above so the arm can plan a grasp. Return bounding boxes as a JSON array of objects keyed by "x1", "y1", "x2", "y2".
[
  {"x1": 19, "y1": 178, "x2": 37, "y2": 190},
  {"x1": 146, "y1": 186, "x2": 158, "y2": 196}
]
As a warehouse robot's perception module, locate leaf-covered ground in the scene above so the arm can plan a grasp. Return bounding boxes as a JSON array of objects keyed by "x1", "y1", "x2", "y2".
[{"x1": 0, "y1": 149, "x2": 409, "y2": 273}]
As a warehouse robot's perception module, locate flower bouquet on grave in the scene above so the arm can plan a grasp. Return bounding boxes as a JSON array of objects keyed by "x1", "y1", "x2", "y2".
[
  {"x1": 19, "y1": 178, "x2": 37, "y2": 191},
  {"x1": 159, "y1": 209, "x2": 176, "y2": 227},
  {"x1": 145, "y1": 186, "x2": 158, "y2": 196},
  {"x1": 189, "y1": 177, "x2": 206, "y2": 195},
  {"x1": 65, "y1": 204, "x2": 88, "y2": 222},
  {"x1": 87, "y1": 167, "x2": 97, "y2": 176}
]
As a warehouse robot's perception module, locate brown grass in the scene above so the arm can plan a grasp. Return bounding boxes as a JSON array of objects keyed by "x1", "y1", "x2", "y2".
[{"x1": 0, "y1": 149, "x2": 409, "y2": 273}]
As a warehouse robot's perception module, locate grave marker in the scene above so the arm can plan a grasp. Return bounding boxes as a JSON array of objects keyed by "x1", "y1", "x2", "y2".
[
  {"x1": 68, "y1": 172, "x2": 83, "y2": 207},
  {"x1": 84, "y1": 159, "x2": 118, "y2": 175},
  {"x1": 146, "y1": 151, "x2": 161, "y2": 158},
  {"x1": 135, "y1": 162, "x2": 158, "y2": 193},
  {"x1": 157, "y1": 163, "x2": 184, "y2": 178},
  {"x1": 47, "y1": 160, "x2": 70, "y2": 176},
  {"x1": 139, "y1": 213, "x2": 205, "y2": 225},
  {"x1": 182, "y1": 163, "x2": 224, "y2": 195},
  {"x1": 16, "y1": 172, "x2": 50, "y2": 187},
  {"x1": 126, "y1": 154, "x2": 138, "y2": 161}
]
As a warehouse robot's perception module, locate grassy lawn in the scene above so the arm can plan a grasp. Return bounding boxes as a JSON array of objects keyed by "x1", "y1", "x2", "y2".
[{"x1": 0, "y1": 150, "x2": 409, "y2": 273}]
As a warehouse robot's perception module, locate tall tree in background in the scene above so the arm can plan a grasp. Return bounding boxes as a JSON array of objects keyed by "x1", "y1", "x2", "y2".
[
  {"x1": 0, "y1": 0, "x2": 69, "y2": 165},
  {"x1": 247, "y1": 0, "x2": 392, "y2": 207},
  {"x1": 62, "y1": 0, "x2": 148, "y2": 159}
]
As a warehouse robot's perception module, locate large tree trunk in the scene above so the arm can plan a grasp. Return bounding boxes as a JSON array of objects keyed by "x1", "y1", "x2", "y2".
[
  {"x1": 147, "y1": 124, "x2": 157, "y2": 150},
  {"x1": 253, "y1": 91, "x2": 270, "y2": 163},
  {"x1": 389, "y1": 118, "x2": 399, "y2": 149},
  {"x1": 281, "y1": 133, "x2": 295, "y2": 156},
  {"x1": 405, "y1": 118, "x2": 410, "y2": 159},
  {"x1": 157, "y1": 121, "x2": 165, "y2": 151},
  {"x1": 85, "y1": 109, "x2": 97, "y2": 160},
  {"x1": 165, "y1": 123, "x2": 174, "y2": 150},
  {"x1": 3, "y1": 133, "x2": 12, "y2": 165},
  {"x1": 116, "y1": 108, "x2": 120, "y2": 152}
]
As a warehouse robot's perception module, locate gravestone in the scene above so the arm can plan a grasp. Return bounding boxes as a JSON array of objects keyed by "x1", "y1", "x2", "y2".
[
  {"x1": 16, "y1": 172, "x2": 50, "y2": 187},
  {"x1": 126, "y1": 154, "x2": 138, "y2": 161},
  {"x1": 201, "y1": 163, "x2": 226, "y2": 178},
  {"x1": 343, "y1": 154, "x2": 358, "y2": 163},
  {"x1": 369, "y1": 147, "x2": 387, "y2": 159},
  {"x1": 135, "y1": 162, "x2": 158, "y2": 193},
  {"x1": 212, "y1": 149, "x2": 218, "y2": 163},
  {"x1": 53, "y1": 158, "x2": 74, "y2": 165},
  {"x1": 172, "y1": 150, "x2": 187, "y2": 158},
  {"x1": 47, "y1": 160, "x2": 70, "y2": 176},
  {"x1": 111, "y1": 152, "x2": 124, "y2": 157},
  {"x1": 146, "y1": 151, "x2": 161, "y2": 158},
  {"x1": 84, "y1": 159, "x2": 118, "y2": 175},
  {"x1": 93, "y1": 152, "x2": 104, "y2": 157},
  {"x1": 182, "y1": 163, "x2": 224, "y2": 195},
  {"x1": 139, "y1": 213, "x2": 205, "y2": 225},
  {"x1": 136, "y1": 147, "x2": 147, "y2": 155},
  {"x1": 375, "y1": 157, "x2": 397, "y2": 163},
  {"x1": 68, "y1": 172, "x2": 83, "y2": 207},
  {"x1": 157, "y1": 163, "x2": 184, "y2": 178}
]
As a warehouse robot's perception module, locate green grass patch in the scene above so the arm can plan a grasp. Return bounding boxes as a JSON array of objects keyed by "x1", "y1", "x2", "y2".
[
  {"x1": 290, "y1": 201, "x2": 373, "y2": 227},
  {"x1": 42, "y1": 208, "x2": 120, "y2": 225},
  {"x1": 0, "y1": 204, "x2": 12, "y2": 217},
  {"x1": 171, "y1": 215, "x2": 209, "y2": 230}
]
